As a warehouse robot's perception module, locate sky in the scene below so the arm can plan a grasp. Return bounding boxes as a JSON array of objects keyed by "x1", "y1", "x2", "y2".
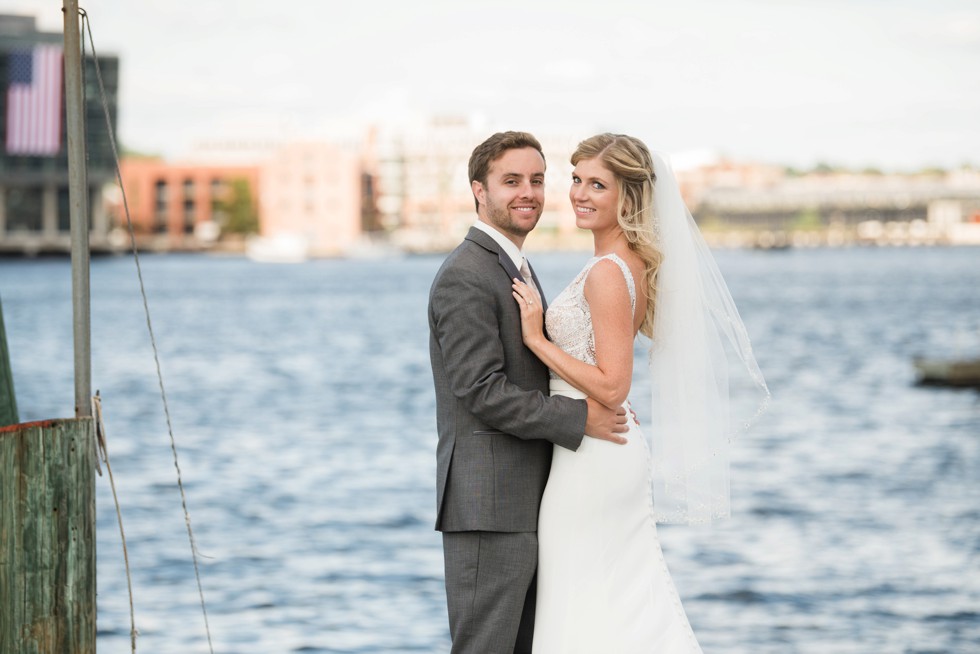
[{"x1": 5, "y1": 0, "x2": 979, "y2": 170}]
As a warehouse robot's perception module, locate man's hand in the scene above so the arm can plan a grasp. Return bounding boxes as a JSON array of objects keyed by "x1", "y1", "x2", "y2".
[
  {"x1": 627, "y1": 400, "x2": 639, "y2": 426},
  {"x1": 584, "y1": 397, "x2": 628, "y2": 445}
]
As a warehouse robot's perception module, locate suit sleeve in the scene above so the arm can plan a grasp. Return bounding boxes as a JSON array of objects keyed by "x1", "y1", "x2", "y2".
[{"x1": 430, "y1": 265, "x2": 586, "y2": 451}]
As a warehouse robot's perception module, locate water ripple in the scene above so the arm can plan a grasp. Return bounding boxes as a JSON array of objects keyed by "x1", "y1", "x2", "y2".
[{"x1": 2, "y1": 247, "x2": 978, "y2": 653}]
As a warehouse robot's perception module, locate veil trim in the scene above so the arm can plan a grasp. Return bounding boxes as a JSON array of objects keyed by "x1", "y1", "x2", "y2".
[{"x1": 646, "y1": 151, "x2": 770, "y2": 525}]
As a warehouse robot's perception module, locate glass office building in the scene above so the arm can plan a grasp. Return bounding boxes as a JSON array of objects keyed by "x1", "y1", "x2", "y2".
[{"x1": 0, "y1": 14, "x2": 118, "y2": 254}]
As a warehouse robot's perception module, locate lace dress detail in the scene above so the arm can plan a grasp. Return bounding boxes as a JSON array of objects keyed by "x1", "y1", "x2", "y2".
[{"x1": 545, "y1": 253, "x2": 635, "y2": 378}]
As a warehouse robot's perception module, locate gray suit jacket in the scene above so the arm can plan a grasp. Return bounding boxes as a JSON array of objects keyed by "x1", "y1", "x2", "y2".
[{"x1": 429, "y1": 227, "x2": 587, "y2": 533}]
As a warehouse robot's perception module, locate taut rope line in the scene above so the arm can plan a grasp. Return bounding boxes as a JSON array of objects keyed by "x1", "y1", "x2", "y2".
[{"x1": 79, "y1": 8, "x2": 216, "y2": 653}]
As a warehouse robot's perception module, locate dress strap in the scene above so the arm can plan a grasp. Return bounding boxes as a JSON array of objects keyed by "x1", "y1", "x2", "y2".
[{"x1": 589, "y1": 254, "x2": 636, "y2": 312}]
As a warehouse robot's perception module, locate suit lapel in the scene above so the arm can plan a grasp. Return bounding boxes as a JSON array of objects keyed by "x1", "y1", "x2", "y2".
[
  {"x1": 525, "y1": 259, "x2": 548, "y2": 313},
  {"x1": 497, "y1": 248, "x2": 521, "y2": 283},
  {"x1": 465, "y1": 226, "x2": 548, "y2": 310}
]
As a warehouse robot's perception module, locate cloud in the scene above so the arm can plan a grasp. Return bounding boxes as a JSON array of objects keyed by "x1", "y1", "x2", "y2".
[{"x1": 5, "y1": 0, "x2": 976, "y2": 168}]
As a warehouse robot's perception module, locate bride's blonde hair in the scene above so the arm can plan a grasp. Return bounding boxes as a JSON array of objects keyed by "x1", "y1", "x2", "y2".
[{"x1": 571, "y1": 133, "x2": 662, "y2": 338}]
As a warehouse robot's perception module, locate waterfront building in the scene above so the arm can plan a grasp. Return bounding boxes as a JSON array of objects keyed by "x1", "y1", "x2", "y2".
[
  {"x1": 372, "y1": 117, "x2": 589, "y2": 252},
  {"x1": 116, "y1": 134, "x2": 980, "y2": 253},
  {"x1": 112, "y1": 157, "x2": 260, "y2": 251},
  {"x1": 372, "y1": 117, "x2": 482, "y2": 253},
  {"x1": 693, "y1": 167, "x2": 980, "y2": 246},
  {"x1": 258, "y1": 141, "x2": 365, "y2": 257},
  {"x1": 0, "y1": 14, "x2": 118, "y2": 255},
  {"x1": 111, "y1": 138, "x2": 374, "y2": 257}
]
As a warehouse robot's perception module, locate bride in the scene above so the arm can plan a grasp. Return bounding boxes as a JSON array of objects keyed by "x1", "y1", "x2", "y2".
[{"x1": 511, "y1": 133, "x2": 769, "y2": 652}]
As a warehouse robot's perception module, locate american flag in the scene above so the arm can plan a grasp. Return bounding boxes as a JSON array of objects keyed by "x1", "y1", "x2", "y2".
[{"x1": 5, "y1": 45, "x2": 63, "y2": 156}]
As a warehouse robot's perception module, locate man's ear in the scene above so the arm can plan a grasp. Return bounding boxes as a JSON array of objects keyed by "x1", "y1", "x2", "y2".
[{"x1": 471, "y1": 180, "x2": 486, "y2": 207}]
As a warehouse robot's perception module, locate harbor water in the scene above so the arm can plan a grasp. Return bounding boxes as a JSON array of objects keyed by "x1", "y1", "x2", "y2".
[{"x1": 1, "y1": 246, "x2": 978, "y2": 653}]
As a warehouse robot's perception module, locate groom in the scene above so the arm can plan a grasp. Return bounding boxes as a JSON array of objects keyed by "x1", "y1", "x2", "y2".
[{"x1": 428, "y1": 131, "x2": 628, "y2": 653}]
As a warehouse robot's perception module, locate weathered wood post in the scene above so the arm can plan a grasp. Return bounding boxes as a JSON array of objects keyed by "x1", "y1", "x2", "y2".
[
  {"x1": 0, "y1": 296, "x2": 17, "y2": 427},
  {"x1": 0, "y1": 418, "x2": 97, "y2": 653}
]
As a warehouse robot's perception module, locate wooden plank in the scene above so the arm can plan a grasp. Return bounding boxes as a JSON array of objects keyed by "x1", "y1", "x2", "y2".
[{"x1": 0, "y1": 418, "x2": 96, "y2": 653}]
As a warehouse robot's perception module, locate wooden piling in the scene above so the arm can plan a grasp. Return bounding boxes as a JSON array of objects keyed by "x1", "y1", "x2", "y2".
[
  {"x1": 0, "y1": 418, "x2": 97, "y2": 653},
  {"x1": 0, "y1": 296, "x2": 17, "y2": 427}
]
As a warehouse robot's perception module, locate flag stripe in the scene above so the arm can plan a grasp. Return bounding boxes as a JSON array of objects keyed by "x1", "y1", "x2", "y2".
[{"x1": 6, "y1": 45, "x2": 63, "y2": 156}]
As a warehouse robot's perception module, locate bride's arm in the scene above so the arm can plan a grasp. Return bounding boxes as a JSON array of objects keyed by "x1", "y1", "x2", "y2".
[{"x1": 513, "y1": 259, "x2": 634, "y2": 410}]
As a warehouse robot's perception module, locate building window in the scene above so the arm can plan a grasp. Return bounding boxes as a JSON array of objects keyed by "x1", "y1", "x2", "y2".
[
  {"x1": 154, "y1": 180, "x2": 168, "y2": 233},
  {"x1": 184, "y1": 202, "x2": 196, "y2": 230},
  {"x1": 52, "y1": 188, "x2": 97, "y2": 233},
  {"x1": 4, "y1": 187, "x2": 43, "y2": 232},
  {"x1": 210, "y1": 178, "x2": 225, "y2": 199},
  {"x1": 57, "y1": 187, "x2": 71, "y2": 232},
  {"x1": 209, "y1": 178, "x2": 225, "y2": 221}
]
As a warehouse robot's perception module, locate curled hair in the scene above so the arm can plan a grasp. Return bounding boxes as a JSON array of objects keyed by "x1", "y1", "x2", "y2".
[
  {"x1": 571, "y1": 133, "x2": 662, "y2": 337},
  {"x1": 468, "y1": 131, "x2": 545, "y2": 212}
]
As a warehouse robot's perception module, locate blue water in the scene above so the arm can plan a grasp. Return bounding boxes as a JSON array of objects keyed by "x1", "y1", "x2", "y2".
[{"x1": 2, "y1": 246, "x2": 978, "y2": 653}]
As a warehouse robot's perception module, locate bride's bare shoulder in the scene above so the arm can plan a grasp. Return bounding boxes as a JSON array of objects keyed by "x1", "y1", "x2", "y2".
[{"x1": 583, "y1": 256, "x2": 632, "y2": 298}]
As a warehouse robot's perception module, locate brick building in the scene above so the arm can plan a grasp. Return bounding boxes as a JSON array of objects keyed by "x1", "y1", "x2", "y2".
[{"x1": 114, "y1": 157, "x2": 259, "y2": 250}]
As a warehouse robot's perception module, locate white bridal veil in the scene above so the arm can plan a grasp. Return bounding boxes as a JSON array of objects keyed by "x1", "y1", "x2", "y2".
[{"x1": 647, "y1": 152, "x2": 770, "y2": 525}]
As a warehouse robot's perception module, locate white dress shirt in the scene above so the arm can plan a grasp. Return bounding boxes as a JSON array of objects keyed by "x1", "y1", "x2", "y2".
[{"x1": 472, "y1": 220, "x2": 527, "y2": 274}]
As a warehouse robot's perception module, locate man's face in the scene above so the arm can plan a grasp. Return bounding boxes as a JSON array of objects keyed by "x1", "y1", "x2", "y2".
[{"x1": 472, "y1": 147, "x2": 545, "y2": 242}]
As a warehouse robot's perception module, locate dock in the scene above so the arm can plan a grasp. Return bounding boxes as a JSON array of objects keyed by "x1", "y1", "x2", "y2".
[{"x1": 913, "y1": 356, "x2": 980, "y2": 389}]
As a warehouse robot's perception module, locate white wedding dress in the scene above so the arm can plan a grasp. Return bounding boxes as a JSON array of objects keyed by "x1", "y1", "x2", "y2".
[{"x1": 533, "y1": 254, "x2": 704, "y2": 654}]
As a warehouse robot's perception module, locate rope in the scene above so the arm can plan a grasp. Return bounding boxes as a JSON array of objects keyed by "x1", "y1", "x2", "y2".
[
  {"x1": 79, "y1": 9, "x2": 216, "y2": 653},
  {"x1": 92, "y1": 391, "x2": 138, "y2": 653}
]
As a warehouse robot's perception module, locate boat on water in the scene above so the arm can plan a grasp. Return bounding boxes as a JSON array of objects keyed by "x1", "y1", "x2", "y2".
[
  {"x1": 245, "y1": 233, "x2": 309, "y2": 263},
  {"x1": 913, "y1": 356, "x2": 980, "y2": 389},
  {"x1": 343, "y1": 235, "x2": 404, "y2": 260}
]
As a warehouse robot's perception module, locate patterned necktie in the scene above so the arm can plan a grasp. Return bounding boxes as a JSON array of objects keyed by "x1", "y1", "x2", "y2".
[{"x1": 519, "y1": 257, "x2": 533, "y2": 285}]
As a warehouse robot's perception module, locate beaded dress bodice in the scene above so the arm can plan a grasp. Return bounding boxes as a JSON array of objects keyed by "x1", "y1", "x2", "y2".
[{"x1": 544, "y1": 254, "x2": 636, "y2": 379}]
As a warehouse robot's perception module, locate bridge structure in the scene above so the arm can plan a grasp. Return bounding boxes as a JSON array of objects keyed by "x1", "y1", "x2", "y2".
[{"x1": 693, "y1": 176, "x2": 980, "y2": 246}]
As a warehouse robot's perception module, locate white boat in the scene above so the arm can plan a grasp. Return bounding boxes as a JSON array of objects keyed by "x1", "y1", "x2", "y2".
[
  {"x1": 344, "y1": 235, "x2": 404, "y2": 260},
  {"x1": 245, "y1": 233, "x2": 309, "y2": 263}
]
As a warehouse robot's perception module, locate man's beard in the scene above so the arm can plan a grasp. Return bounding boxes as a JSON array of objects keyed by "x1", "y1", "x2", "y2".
[{"x1": 484, "y1": 196, "x2": 541, "y2": 238}]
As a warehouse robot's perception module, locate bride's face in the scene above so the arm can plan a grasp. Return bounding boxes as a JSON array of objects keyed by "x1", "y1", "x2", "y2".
[{"x1": 569, "y1": 158, "x2": 620, "y2": 233}]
